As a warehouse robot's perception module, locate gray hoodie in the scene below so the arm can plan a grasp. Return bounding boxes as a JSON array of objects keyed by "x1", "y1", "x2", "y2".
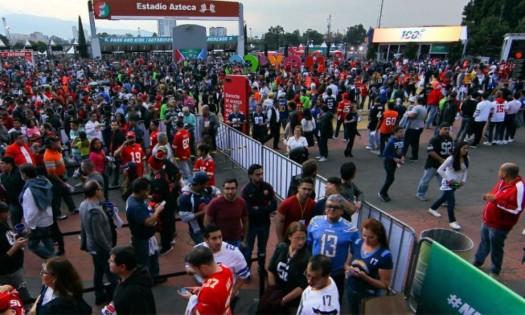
[{"x1": 79, "y1": 200, "x2": 112, "y2": 255}]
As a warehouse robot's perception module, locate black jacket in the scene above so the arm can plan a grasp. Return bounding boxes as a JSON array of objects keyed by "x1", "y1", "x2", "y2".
[
  {"x1": 0, "y1": 223, "x2": 24, "y2": 275},
  {"x1": 318, "y1": 111, "x2": 334, "y2": 139},
  {"x1": 241, "y1": 181, "x2": 277, "y2": 226},
  {"x1": 0, "y1": 167, "x2": 25, "y2": 207},
  {"x1": 113, "y1": 266, "x2": 156, "y2": 315},
  {"x1": 36, "y1": 286, "x2": 91, "y2": 315}
]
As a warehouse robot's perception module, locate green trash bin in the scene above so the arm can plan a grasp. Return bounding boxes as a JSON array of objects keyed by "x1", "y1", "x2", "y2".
[{"x1": 409, "y1": 228, "x2": 474, "y2": 310}]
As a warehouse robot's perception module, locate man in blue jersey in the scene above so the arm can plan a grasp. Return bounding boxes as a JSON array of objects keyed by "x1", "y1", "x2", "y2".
[{"x1": 307, "y1": 194, "x2": 359, "y2": 302}]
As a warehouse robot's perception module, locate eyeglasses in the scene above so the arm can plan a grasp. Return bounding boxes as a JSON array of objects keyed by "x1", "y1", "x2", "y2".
[
  {"x1": 40, "y1": 269, "x2": 50, "y2": 275},
  {"x1": 304, "y1": 271, "x2": 322, "y2": 282},
  {"x1": 325, "y1": 205, "x2": 343, "y2": 211}
]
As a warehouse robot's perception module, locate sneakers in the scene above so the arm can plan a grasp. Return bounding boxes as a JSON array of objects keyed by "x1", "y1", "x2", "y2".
[
  {"x1": 469, "y1": 145, "x2": 477, "y2": 148},
  {"x1": 315, "y1": 155, "x2": 322, "y2": 160},
  {"x1": 69, "y1": 208, "x2": 79, "y2": 214},
  {"x1": 377, "y1": 192, "x2": 390, "y2": 202},
  {"x1": 428, "y1": 208, "x2": 442, "y2": 217},
  {"x1": 416, "y1": 195, "x2": 428, "y2": 201},
  {"x1": 508, "y1": 138, "x2": 514, "y2": 143},
  {"x1": 366, "y1": 146, "x2": 374, "y2": 150},
  {"x1": 159, "y1": 246, "x2": 174, "y2": 256},
  {"x1": 55, "y1": 215, "x2": 68, "y2": 220},
  {"x1": 501, "y1": 140, "x2": 508, "y2": 144},
  {"x1": 483, "y1": 141, "x2": 492, "y2": 146},
  {"x1": 489, "y1": 272, "x2": 500, "y2": 281},
  {"x1": 343, "y1": 139, "x2": 348, "y2": 142},
  {"x1": 449, "y1": 221, "x2": 461, "y2": 230},
  {"x1": 318, "y1": 157, "x2": 327, "y2": 162}
]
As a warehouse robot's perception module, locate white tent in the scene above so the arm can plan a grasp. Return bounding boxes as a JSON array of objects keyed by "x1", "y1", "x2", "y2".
[
  {"x1": 24, "y1": 39, "x2": 32, "y2": 48},
  {"x1": 65, "y1": 46, "x2": 76, "y2": 55},
  {"x1": 49, "y1": 39, "x2": 57, "y2": 47},
  {"x1": 0, "y1": 39, "x2": 6, "y2": 48}
]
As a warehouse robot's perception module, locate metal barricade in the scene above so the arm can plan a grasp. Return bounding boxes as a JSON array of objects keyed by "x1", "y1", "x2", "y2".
[{"x1": 357, "y1": 201, "x2": 418, "y2": 294}]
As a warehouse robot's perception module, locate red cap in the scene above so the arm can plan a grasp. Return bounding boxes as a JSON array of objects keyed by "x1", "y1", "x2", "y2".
[
  {"x1": 148, "y1": 154, "x2": 164, "y2": 170},
  {"x1": 126, "y1": 131, "x2": 136, "y2": 138},
  {"x1": 0, "y1": 292, "x2": 10, "y2": 311},
  {"x1": 155, "y1": 95, "x2": 162, "y2": 101}
]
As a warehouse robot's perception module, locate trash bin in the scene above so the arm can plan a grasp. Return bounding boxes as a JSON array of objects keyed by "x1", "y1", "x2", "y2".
[{"x1": 409, "y1": 229, "x2": 474, "y2": 310}]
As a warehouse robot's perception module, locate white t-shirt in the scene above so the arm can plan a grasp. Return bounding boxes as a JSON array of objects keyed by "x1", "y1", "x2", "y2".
[
  {"x1": 297, "y1": 277, "x2": 340, "y2": 315},
  {"x1": 189, "y1": 242, "x2": 251, "y2": 284},
  {"x1": 286, "y1": 136, "x2": 308, "y2": 151},
  {"x1": 473, "y1": 100, "x2": 492, "y2": 122}
]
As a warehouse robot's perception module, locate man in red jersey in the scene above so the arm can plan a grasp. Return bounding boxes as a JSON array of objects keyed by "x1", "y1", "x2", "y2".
[
  {"x1": 115, "y1": 131, "x2": 146, "y2": 177},
  {"x1": 473, "y1": 162, "x2": 524, "y2": 279},
  {"x1": 5, "y1": 131, "x2": 35, "y2": 166},
  {"x1": 180, "y1": 247, "x2": 234, "y2": 315},
  {"x1": 172, "y1": 121, "x2": 192, "y2": 180}
]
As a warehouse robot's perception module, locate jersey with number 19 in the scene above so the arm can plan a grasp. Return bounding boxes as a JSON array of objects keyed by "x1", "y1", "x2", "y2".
[{"x1": 307, "y1": 216, "x2": 359, "y2": 275}]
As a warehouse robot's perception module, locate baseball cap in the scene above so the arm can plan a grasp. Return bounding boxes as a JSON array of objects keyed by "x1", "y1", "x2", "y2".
[
  {"x1": 439, "y1": 122, "x2": 451, "y2": 129},
  {"x1": 157, "y1": 145, "x2": 168, "y2": 154},
  {"x1": 178, "y1": 112, "x2": 184, "y2": 118},
  {"x1": 126, "y1": 131, "x2": 136, "y2": 138},
  {"x1": 148, "y1": 151, "x2": 165, "y2": 170},
  {"x1": 189, "y1": 172, "x2": 209, "y2": 185}
]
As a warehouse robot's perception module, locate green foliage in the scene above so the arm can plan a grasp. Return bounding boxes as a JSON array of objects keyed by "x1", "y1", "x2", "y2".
[
  {"x1": 462, "y1": 0, "x2": 525, "y2": 57},
  {"x1": 345, "y1": 24, "x2": 367, "y2": 47},
  {"x1": 448, "y1": 42, "x2": 464, "y2": 64},
  {"x1": 77, "y1": 16, "x2": 89, "y2": 58},
  {"x1": 367, "y1": 44, "x2": 378, "y2": 60},
  {"x1": 404, "y1": 42, "x2": 418, "y2": 60}
]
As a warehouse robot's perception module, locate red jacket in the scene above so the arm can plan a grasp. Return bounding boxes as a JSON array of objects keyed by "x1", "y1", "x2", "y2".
[
  {"x1": 5, "y1": 143, "x2": 36, "y2": 166},
  {"x1": 483, "y1": 176, "x2": 524, "y2": 230},
  {"x1": 427, "y1": 89, "x2": 444, "y2": 106}
]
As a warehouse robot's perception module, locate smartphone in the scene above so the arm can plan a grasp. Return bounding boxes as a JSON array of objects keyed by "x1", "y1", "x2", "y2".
[
  {"x1": 178, "y1": 287, "x2": 188, "y2": 295},
  {"x1": 159, "y1": 200, "x2": 167, "y2": 207}
]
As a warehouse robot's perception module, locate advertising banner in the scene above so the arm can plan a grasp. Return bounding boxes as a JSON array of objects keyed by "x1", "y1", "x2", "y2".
[
  {"x1": 0, "y1": 51, "x2": 34, "y2": 63},
  {"x1": 373, "y1": 26, "x2": 466, "y2": 43},
  {"x1": 174, "y1": 48, "x2": 207, "y2": 62},
  {"x1": 223, "y1": 75, "x2": 250, "y2": 134},
  {"x1": 417, "y1": 242, "x2": 525, "y2": 314},
  {"x1": 93, "y1": 0, "x2": 239, "y2": 20}
]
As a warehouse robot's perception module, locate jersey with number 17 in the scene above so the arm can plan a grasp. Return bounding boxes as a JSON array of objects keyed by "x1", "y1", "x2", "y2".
[{"x1": 307, "y1": 215, "x2": 359, "y2": 274}]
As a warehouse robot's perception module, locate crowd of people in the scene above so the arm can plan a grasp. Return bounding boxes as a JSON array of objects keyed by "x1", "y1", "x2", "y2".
[{"x1": 0, "y1": 51, "x2": 523, "y2": 315}]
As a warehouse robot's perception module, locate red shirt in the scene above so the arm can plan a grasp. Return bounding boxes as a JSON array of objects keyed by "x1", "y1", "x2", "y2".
[
  {"x1": 193, "y1": 156, "x2": 215, "y2": 186},
  {"x1": 206, "y1": 196, "x2": 248, "y2": 241},
  {"x1": 337, "y1": 100, "x2": 352, "y2": 121},
  {"x1": 196, "y1": 264, "x2": 233, "y2": 315},
  {"x1": 173, "y1": 129, "x2": 191, "y2": 161},
  {"x1": 120, "y1": 144, "x2": 146, "y2": 177},
  {"x1": 427, "y1": 89, "x2": 444, "y2": 106},
  {"x1": 277, "y1": 195, "x2": 315, "y2": 237},
  {"x1": 150, "y1": 130, "x2": 159, "y2": 149}
]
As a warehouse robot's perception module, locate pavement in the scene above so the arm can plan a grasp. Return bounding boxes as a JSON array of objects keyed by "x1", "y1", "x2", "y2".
[{"x1": 20, "y1": 116, "x2": 525, "y2": 314}]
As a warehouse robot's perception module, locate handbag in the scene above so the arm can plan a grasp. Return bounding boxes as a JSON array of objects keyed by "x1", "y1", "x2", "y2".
[{"x1": 361, "y1": 288, "x2": 407, "y2": 315}]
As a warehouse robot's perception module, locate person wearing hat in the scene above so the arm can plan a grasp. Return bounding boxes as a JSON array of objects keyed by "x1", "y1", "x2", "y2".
[
  {"x1": 178, "y1": 172, "x2": 216, "y2": 244},
  {"x1": 0, "y1": 156, "x2": 25, "y2": 226},
  {"x1": 114, "y1": 131, "x2": 146, "y2": 177},
  {"x1": 4, "y1": 131, "x2": 35, "y2": 167},
  {"x1": 415, "y1": 122, "x2": 454, "y2": 201},
  {"x1": 148, "y1": 150, "x2": 176, "y2": 256},
  {"x1": 43, "y1": 136, "x2": 78, "y2": 220},
  {"x1": 0, "y1": 285, "x2": 25, "y2": 315}
]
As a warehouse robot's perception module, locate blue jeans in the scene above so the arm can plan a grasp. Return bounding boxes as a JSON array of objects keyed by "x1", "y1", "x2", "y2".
[
  {"x1": 178, "y1": 160, "x2": 193, "y2": 180},
  {"x1": 28, "y1": 226, "x2": 56, "y2": 259},
  {"x1": 367, "y1": 129, "x2": 379, "y2": 150},
  {"x1": 425, "y1": 105, "x2": 438, "y2": 128},
  {"x1": 430, "y1": 189, "x2": 456, "y2": 222},
  {"x1": 92, "y1": 252, "x2": 117, "y2": 301},
  {"x1": 243, "y1": 225, "x2": 270, "y2": 268},
  {"x1": 473, "y1": 223, "x2": 509, "y2": 274},
  {"x1": 416, "y1": 168, "x2": 443, "y2": 198},
  {"x1": 380, "y1": 161, "x2": 397, "y2": 196},
  {"x1": 131, "y1": 237, "x2": 159, "y2": 278}
]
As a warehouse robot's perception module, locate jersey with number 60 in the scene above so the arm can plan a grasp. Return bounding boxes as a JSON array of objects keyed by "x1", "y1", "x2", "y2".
[{"x1": 307, "y1": 215, "x2": 359, "y2": 275}]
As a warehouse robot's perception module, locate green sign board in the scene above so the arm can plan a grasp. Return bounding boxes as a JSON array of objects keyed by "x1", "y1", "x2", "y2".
[
  {"x1": 99, "y1": 36, "x2": 237, "y2": 45},
  {"x1": 418, "y1": 242, "x2": 525, "y2": 314},
  {"x1": 430, "y1": 44, "x2": 450, "y2": 54}
]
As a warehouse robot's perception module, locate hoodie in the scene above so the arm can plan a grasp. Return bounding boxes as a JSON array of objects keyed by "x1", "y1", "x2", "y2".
[
  {"x1": 18, "y1": 176, "x2": 53, "y2": 211},
  {"x1": 113, "y1": 266, "x2": 156, "y2": 315}
]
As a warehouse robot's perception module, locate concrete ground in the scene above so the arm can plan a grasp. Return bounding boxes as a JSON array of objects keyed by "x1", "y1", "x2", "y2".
[{"x1": 21, "y1": 117, "x2": 525, "y2": 314}]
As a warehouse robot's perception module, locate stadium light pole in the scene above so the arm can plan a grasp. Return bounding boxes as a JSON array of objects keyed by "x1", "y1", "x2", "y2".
[{"x1": 378, "y1": 0, "x2": 385, "y2": 27}]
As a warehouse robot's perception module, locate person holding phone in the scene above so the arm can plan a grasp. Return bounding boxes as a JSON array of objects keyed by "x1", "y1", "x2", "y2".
[{"x1": 0, "y1": 201, "x2": 33, "y2": 303}]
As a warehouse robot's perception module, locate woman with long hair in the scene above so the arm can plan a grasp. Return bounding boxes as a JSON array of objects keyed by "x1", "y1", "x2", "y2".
[
  {"x1": 30, "y1": 257, "x2": 91, "y2": 314},
  {"x1": 428, "y1": 141, "x2": 469, "y2": 230},
  {"x1": 345, "y1": 218, "x2": 393, "y2": 315},
  {"x1": 258, "y1": 222, "x2": 311, "y2": 314},
  {"x1": 89, "y1": 138, "x2": 109, "y2": 200},
  {"x1": 300, "y1": 110, "x2": 316, "y2": 147}
]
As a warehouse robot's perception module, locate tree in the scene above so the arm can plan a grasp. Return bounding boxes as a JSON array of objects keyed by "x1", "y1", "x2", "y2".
[
  {"x1": 302, "y1": 29, "x2": 324, "y2": 45},
  {"x1": 405, "y1": 42, "x2": 418, "y2": 60},
  {"x1": 263, "y1": 25, "x2": 285, "y2": 50},
  {"x1": 284, "y1": 30, "x2": 301, "y2": 46},
  {"x1": 77, "y1": 16, "x2": 89, "y2": 58},
  {"x1": 0, "y1": 34, "x2": 8, "y2": 47},
  {"x1": 462, "y1": 0, "x2": 525, "y2": 57},
  {"x1": 345, "y1": 24, "x2": 367, "y2": 47},
  {"x1": 367, "y1": 44, "x2": 378, "y2": 60}
]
